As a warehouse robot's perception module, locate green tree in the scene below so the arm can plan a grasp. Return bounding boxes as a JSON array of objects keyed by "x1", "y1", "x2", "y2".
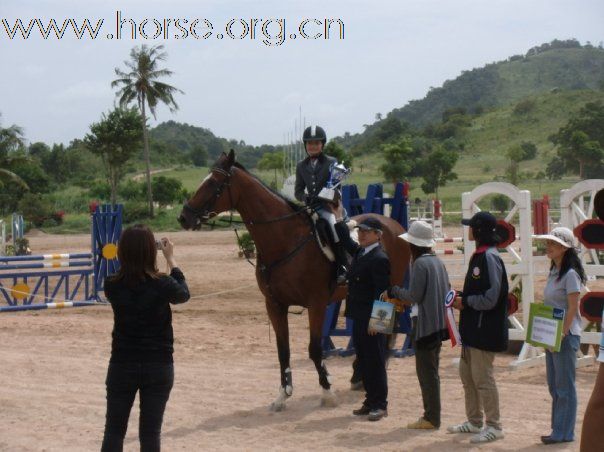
[
  {"x1": 119, "y1": 179, "x2": 146, "y2": 201},
  {"x1": 189, "y1": 144, "x2": 208, "y2": 167},
  {"x1": 151, "y1": 176, "x2": 185, "y2": 207},
  {"x1": 112, "y1": 44, "x2": 184, "y2": 217},
  {"x1": 28, "y1": 142, "x2": 51, "y2": 161},
  {"x1": 84, "y1": 108, "x2": 144, "y2": 205},
  {"x1": 554, "y1": 130, "x2": 603, "y2": 178},
  {"x1": 519, "y1": 141, "x2": 538, "y2": 160},
  {"x1": 505, "y1": 145, "x2": 525, "y2": 185},
  {"x1": 380, "y1": 137, "x2": 415, "y2": 184},
  {"x1": 0, "y1": 117, "x2": 29, "y2": 191},
  {"x1": 324, "y1": 141, "x2": 354, "y2": 167},
  {"x1": 420, "y1": 146, "x2": 458, "y2": 198},
  {"x1": 491, "y1": 194, "x2": 509, "y2": 213},
  {"x1": 7, "y1": 156, "x2": 50, "y2": 194},
  {"x1": 550, "y1": 101, "x2": 604, "y2": 177},
  {"x1": 375, "y1": 116, "x2": 403, "y2": 142},
  {"x1": 546, "y1": 156, "x2": 565, "y2": 180},
  {"x1": 17, "y1": 193, "x2": 54, "y2": 227},
  {"x1": 513, "y1": 98, "x2": 537, "y2": 116},
  {"x1": 257, "y1": 151, "x2": 285, "y2": 187}
]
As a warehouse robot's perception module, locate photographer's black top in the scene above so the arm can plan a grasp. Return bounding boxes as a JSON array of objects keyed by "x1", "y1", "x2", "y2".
[{"x1": 104, "y1": 268, "x2": 190, "y2": 363}]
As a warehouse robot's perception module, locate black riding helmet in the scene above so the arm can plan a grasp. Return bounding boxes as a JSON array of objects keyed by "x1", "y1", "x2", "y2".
[{"x1": 303, "y1": 125, "x2": 327, "y2": 145}]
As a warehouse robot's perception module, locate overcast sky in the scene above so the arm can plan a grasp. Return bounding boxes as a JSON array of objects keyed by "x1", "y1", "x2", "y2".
[{"x1": 1, "y1": 0, "x2": 603, "y2": 147}]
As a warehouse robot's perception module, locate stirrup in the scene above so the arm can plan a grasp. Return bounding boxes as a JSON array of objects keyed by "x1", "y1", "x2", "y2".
[{"x1": 336, "y1": 266, "x2": 348, "y2": 284}]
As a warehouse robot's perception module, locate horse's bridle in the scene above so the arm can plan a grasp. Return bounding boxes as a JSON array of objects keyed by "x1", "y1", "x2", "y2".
[
  {"x1": 182, "y1": 167, "x2": 233, "y2": 225},
  {"x1": 182, "y1": 165, "x2": 317, "y2": 283},
  {"x1": 183, "y1": 166, "x2": 311, "y2": 227}
]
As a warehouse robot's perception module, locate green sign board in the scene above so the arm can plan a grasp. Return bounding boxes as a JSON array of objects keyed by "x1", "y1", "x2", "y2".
[{"x1": 526, "y1": 303, "x2": 565, "y2": 352}]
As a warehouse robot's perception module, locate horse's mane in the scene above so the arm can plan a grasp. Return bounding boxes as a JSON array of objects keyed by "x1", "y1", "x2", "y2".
[{"x1": 232, "y1": 161, "x2": 304, "y2": 213}]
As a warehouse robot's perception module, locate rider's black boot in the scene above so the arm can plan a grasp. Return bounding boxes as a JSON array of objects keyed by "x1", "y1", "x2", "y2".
[{"x1": 334, "y1": 242, "x2": 348, "y2": 285}]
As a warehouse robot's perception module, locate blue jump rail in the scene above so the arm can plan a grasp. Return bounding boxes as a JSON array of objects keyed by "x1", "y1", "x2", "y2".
[{"x1": 0, "y1": 204, "x2": 122, "y2": 312}]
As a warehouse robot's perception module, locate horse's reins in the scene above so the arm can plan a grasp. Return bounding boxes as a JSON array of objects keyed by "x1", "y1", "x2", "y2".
[
  {"x1": 184, "y1": 166, "x2": 316, "y2": 275},
  {"x1": 184, "y1": 166, "x2": 314, "y2": 337}
]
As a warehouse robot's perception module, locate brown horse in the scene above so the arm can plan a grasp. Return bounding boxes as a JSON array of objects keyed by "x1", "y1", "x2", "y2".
[{"x1": 178, "y1": 150, "x2": 410, "y2": 410}]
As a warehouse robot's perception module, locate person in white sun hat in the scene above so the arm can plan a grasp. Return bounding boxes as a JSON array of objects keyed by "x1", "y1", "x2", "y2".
[
  {"x1": 382, "y1": 220, "x2": 450, "y2": 430},
  {"x1": 534, "y1": 227, "x2": 586, "y2": 445}
]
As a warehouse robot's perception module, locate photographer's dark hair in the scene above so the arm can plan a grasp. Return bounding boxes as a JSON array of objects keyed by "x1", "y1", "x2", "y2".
[
  {"x1": 110, "y1": 224, "x2": 161, "y2": 286},
  {"x1": 410, "y1": 243, "x2": 432, "y2": 261},
  {"x1": 473, "y1": 226, "x2": 500, "y2": 247},
  {"x1": 552, "y1": 248, "x2": 587, "y2": 284}
]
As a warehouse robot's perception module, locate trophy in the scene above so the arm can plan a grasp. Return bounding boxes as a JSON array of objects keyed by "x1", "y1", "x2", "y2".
[{"x1": 317, "y1": 162, "x2": 351, "y2": 202}]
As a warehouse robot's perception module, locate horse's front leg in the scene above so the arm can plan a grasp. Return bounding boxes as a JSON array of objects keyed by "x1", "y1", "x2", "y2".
[
  {"x1": 266, "y1": 299, "x2": 292, "y2": 411},
  {"x1": 308, "y1": 304, "x2": 338, "y2": 407}
]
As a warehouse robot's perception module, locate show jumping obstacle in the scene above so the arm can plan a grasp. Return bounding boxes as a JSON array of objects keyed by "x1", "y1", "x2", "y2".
[
  {"x1": 0, "y1": 204, "x2": 122, "y2": 313},
  {"x1": 450, "y1": 180, "x2": 604, "y2": 369}
]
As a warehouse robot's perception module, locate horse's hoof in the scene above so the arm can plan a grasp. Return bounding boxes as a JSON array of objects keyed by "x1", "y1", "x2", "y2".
[
  {"x1": 270, "y1": 401, "x2": 286, "y2": 412},
  {"x1": 320, "y1": 389, "x2": 338, "y2": 408},
  {"x1": 270, "y1": 386, "x2": 289, "y2": 412}
]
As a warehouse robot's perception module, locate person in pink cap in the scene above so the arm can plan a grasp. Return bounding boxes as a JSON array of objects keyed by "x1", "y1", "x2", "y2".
[{"x1": 534, "y1": 227, "x2": 586, "y2": 445}]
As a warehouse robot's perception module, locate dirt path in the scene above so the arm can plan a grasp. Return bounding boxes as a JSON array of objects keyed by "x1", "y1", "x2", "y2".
[
  {"x1": 132, "y1": 167, "x2": 175, "y2": 181},
  {"x1": 0, "y1": 230, "x2": 597, "y2": 451}
]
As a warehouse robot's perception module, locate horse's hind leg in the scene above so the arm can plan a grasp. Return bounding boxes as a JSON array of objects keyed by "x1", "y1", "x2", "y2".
[
  {"x1": 308, "y1": 304, "x2": 338, "y2": 408},
  {"x1": 266, "y1": 299, "x2": 292, "y2": 412}
]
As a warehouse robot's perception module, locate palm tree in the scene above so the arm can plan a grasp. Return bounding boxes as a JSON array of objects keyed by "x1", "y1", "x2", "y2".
[
  {"x1": 0, "y1": 118, "x2": 29, "y2": 191},
  {"x1": 111, "y1": 45, "x2": 183, "y2": 217}
]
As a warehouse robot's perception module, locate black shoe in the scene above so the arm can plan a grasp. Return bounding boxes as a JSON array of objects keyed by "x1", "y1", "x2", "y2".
[
  {"x1": 541, "y1": 435, "x2": 573, "y2": 445},
  {"x1": 353, "y1": 405, "x2": 371, "y2": 416},
  {"x1": 368, "y1": 409, "x2": 388, "y2": 421},
  {"x1": 350, "y1": 381, "x2": 363, "y2": 391}
]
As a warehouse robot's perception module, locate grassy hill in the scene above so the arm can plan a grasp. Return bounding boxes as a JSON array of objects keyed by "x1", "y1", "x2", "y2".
[
  {"x1": 149, "y1": 120, "x2": 279, "y2": 168},
  {"x1": 330, "y1": 89, "x2": 604, "y2": 214},
  {"x1": 338, "y1": 42, "x2": 604, "y2": 152},
  {"x1": 457, "y1": 89, "x2": 604, "y2": 181}
]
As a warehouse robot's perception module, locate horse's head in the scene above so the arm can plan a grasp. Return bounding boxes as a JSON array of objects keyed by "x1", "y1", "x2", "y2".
[{"x1": 178, "y1": 149, "x2": 237, "y2": 230}]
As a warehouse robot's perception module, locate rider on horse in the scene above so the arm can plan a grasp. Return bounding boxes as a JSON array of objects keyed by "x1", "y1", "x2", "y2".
[{"x1": 294, "y1": 125, "x2": 348, "y2": 284}]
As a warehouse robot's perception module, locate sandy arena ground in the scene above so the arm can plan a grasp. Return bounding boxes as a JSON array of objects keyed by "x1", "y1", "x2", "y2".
[{"x1": 0, "y1": 229, "x2": 600, "y2": 451}]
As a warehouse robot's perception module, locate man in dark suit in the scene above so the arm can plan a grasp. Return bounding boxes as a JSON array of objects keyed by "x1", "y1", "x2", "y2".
[
  {"x1": 295, "y1": 125, "x2": 347, "y2": 283},
  {"x1": 334, "y1": 214, "x2": 391, "y2": 421}
]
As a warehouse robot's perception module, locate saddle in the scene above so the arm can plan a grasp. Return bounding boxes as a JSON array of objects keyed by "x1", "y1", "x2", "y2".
[{"x1": 310, "y1": 212, "x2": 357, "y2": 262}]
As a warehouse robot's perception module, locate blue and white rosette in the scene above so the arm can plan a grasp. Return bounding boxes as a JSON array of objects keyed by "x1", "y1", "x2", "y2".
[{"x1": 445, "y1": 289, "x2": 462, "y2": 347}]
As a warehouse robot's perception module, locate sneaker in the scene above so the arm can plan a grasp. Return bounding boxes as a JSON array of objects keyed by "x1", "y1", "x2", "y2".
[
  {"x1": 470, "y1": 426, "x2": 504, "y2": 444},
  {"x1": 447, "y1": 421, "x2": 482, "y2": 434},
  {"x1": 368, "y1": 409, "x2": 388, "y2": 421},
  {"x1": 407, "y1": 417, "x2": 438, "y2": 429}
]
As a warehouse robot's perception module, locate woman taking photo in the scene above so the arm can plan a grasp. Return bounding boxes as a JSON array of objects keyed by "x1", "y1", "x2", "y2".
[
  {"x1": 385, "y1": 220, "x2": 450, "y2": 430},
  {"x1": 101, "y1": 225, "x2": 190, "y2": 452},
  {"x1": 535, "y1": 227, "x2": 586, "y2": 445}
]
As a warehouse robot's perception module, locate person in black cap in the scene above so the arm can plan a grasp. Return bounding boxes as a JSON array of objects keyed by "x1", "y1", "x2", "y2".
[
  {"x1": 447, "y1": 211, "x2": 509, "y2": 444},
  {"x1": 331, "y1": 208, "x2": 391, "y2": 421},
  {"x1": 294, "y1": 125, "x2": 348, "y2": 284}
]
